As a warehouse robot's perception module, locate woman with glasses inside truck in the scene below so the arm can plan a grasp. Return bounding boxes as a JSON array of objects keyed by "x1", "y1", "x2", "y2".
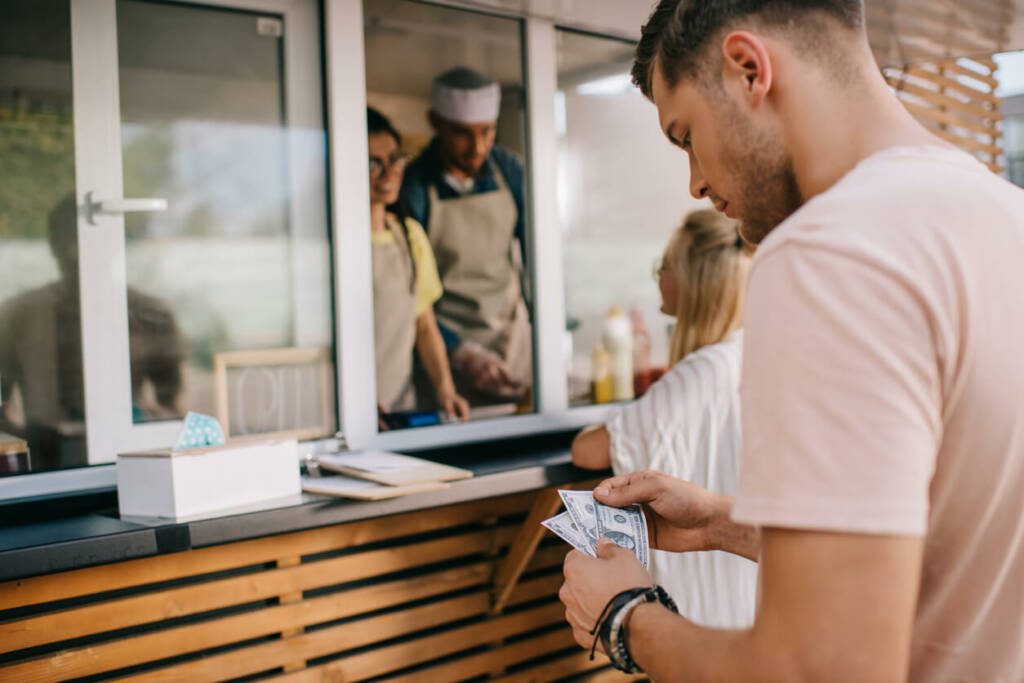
[{"x1": 367, "y1": 107, "x2": 469, "y2": 426}]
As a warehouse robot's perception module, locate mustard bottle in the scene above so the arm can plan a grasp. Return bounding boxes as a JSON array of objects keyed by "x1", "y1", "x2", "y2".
[{"x1": 591, "y1": 343, "x2": 613, "y2": 404}]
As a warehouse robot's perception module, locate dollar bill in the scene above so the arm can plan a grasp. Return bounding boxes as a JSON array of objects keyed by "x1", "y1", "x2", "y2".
[
  {"x1": 594, "y1": 502, "x2": 649, "y2": 569},
  {"x1": 558, "y1": 489, "x2": 600, "y2": 553},
  {"x1": 541, "y1": 511, "x2": 595, "y2": 556}
]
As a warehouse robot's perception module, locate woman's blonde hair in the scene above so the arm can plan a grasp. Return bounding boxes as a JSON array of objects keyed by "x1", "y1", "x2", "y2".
[{"x1": 665, "y1": 209, "x2": 752, "y2": 364}]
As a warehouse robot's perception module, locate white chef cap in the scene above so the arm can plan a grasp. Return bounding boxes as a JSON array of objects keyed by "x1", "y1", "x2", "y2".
[{"x1": 431, "y1": 67, "x2": 501, "y2": 125}]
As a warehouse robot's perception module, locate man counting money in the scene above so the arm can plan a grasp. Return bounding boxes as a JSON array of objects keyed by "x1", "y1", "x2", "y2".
[{"x1": 558, "y1": 1, "x2": 1024, "y2": 681}]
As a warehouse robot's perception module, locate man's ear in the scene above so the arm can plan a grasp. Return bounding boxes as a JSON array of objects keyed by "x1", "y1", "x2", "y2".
[
  {"x1": 427, "y1": 109, "x2": 441, "y2": 133},
  {"x1": 721, "y1": 31, "x2": 773, "y2": 108}
]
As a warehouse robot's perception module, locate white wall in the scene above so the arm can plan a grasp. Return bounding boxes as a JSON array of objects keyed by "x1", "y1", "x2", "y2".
[{"x1": 558, "y1": 83, "x2": 710, "y2": 398}]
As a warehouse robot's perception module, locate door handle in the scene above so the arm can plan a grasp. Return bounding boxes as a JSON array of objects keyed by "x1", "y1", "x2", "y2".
[{"x1": 84, "y1": 191, "x2": 167, "y2": 225}]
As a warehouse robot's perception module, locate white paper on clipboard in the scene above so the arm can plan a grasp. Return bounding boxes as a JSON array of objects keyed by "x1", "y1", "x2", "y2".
[
  {"x1": 315, "y1": 450, "x2": 473, "y2": 486},
  {"x1": 301, "y1": 474, "x2": 448, "y2": 500}
]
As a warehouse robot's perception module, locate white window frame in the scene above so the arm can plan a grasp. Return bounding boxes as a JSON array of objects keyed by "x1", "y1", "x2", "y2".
[
  {"x1": 2, "y1": 0, "x2": 648, "y2": 502},
  {"x1": 329, "y1": 0, "x2": 613, "y2": 452},
  {"x1": 74, "y1": 0, "x2": 327, "y2": 463}
]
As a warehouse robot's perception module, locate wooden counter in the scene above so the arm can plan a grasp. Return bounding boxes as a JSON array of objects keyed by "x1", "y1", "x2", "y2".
[{"x1": 0, "y1": 441, "x2": 637, "y2": 682}]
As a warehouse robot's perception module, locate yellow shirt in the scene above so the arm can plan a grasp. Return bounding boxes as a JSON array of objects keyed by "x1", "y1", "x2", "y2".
[{"x1": 371, "y1": 216, "x2": 443, "y2": 316}]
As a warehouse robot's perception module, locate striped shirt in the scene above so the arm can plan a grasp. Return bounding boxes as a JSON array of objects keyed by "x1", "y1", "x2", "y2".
[{"x1": 605, "y1": 330, "x2": 757, "y2": 628}]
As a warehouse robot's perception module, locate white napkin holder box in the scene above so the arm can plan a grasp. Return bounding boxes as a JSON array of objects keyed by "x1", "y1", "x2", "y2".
[{"x1": 117, "y1": 438, "x2": 301, "y2": 519}]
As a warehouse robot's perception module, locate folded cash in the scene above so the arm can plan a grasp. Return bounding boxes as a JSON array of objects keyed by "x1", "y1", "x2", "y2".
[
  {"x1": 539, "y1": 489, "x2": 650, "y2": 569},
  {"x1": 541, "y1": 511, "x2": 595, "y2": 556}
]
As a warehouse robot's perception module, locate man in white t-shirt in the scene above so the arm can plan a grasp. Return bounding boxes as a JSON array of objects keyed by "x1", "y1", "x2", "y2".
[{"x1": 558, "y1": 2, "x2": 1024, "y2": 681}]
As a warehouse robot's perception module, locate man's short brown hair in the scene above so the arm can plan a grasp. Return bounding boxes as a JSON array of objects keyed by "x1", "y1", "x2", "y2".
[{"x1": 632, "y1": 0, "x2": 864, "y2": 99}]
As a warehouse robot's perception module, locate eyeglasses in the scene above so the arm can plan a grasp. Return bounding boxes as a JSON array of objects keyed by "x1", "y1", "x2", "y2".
[
  {"x1": 369, "y1": 153, "x2": 409, "y2": 180},
  {"x1": 652, "y1": 258, "x2": 669, "y2": 281}
]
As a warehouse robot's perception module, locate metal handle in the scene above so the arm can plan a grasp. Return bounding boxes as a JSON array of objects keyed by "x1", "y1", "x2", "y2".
[{"x1": 84, "y1": 191, "x2": 167, "y2": 225}]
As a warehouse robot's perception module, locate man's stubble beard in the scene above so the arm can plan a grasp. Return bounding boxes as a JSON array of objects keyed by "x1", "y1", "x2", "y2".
[{"x1": 721, "y1": 99, "x2": 803, "y2": 245}]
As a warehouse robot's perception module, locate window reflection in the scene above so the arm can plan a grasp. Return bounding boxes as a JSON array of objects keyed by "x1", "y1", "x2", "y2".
[
  {"x1": 0, "y1": 0, "x2": 86, "y2": 473},
  {"x1": 364, "y1": 0, "x2": 533, "y2": 429},
  {"x1": 116, "y1": 0, "x2": 335, "y2": 433},
  {"x1": 555, "y1": 30, "x2": 709, "y2": 406}
]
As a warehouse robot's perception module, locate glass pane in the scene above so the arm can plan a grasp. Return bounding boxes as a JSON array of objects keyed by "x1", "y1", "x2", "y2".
[
  {"x1": 363, "y1": 0, "x2": 534, "y2": 429},
  {"x1": 116, "y1": 0, "x2": 335, "y2": 436},
  {"x1": 997, "y1": 51, "x2": 1024, "y2": 188},
  {"x1": 0, "y1": 0, "x2": 86, "y2": 473},
  {"x1": 556, "y1": 30, "x2": 707, "y2": 407}
]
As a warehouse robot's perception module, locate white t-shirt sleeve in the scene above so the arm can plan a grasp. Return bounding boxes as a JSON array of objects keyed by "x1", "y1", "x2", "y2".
[
  {"x1": 733, "y1": 243, "x2": 943, "y2": 536},
  {"x1": 605, "y1": 362, "x2": 695, "y2": 476}
]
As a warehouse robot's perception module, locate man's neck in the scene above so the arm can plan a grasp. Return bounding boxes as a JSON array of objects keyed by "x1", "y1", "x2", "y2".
[{"x1": 782, "y1": 60, "x2": 951, "y2": 201}]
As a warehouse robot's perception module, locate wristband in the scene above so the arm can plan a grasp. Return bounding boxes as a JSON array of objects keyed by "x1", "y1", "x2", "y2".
[{"x1": 589, "y1": 585, "x2": 678, "y2": 673}]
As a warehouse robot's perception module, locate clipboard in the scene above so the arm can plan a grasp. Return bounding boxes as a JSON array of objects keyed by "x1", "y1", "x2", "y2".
[
  {"x1": 301, "y1": 474, "x2": 449, "y2": 500},
  {"x1": 315, "y1": 450, "x2": 473, "y2": 486}
]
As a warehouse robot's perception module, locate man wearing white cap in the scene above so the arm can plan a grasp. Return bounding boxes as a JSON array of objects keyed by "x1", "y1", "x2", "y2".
[{"x1": 401, "y1": 66, "x2": 531, "y2": 404}]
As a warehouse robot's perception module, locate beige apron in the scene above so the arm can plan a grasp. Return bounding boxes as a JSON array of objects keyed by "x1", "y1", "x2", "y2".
[
  {"x1": 427, "y1": 162, "x2": 532, "y2": 389},
  {"x1": 372, "y1": 216, "x2": 418, "y2": 412}
]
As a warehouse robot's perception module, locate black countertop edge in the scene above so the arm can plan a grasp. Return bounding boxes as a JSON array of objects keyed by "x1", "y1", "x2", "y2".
[{"x1": 0, "y1": 433, "x2": 606, "y2": 582}]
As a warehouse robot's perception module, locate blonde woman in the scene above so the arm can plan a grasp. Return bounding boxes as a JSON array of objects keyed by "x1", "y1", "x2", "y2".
[{"x1": 571, "y1": 208, "x2": 756, "y2": 628}]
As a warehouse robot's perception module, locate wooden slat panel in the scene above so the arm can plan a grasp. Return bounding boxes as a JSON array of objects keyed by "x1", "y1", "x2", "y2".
[
  {"x1": 0, "y1": 489, "x2": 608, "y2": 683},
  {"x1": 902, "y1": 101, "x2": 998, "y2": 138},
  {"x1": 9, "y1": 561, "x2": 493, "y2": 679},
  {"x1": 903, "y1": 65, "x2": 999, "y2": 103},
  {"x1": 125, "y1": 593, "x2": 499, "y2": 683},
  {"x1": 875, "y1": 40, "x2": 962, "y2": 69},
  {"x1": 0, "y1": 492, "x2": 533, "y2": 611},
  {"x1": 867, "y1": 13, "x2": 994, "y2": 57},
  {"x1": 0, "y1": 524, "x2": 519, "y2": 655},
  {"x1": 920, "y1": 121, "x2": 1002, "y2": 156},
  {"x1": 125, "y1": 581, "x2": 561, "y2": 683},
  {"x1": 530, "y1": 542, "x2": 572, "y2": 572},
  {"x1": 973, "y1": 55, "x2": 998, "y2": 70},
  {"x1": 490, "y1": 650, "x2": 608, "y2": 683},
  {"x1": 884, "y1": 0, "x2": 1009, "y2": 34},
  {"x1": 504, "y1": 572, "x2": 563, "y2": 606},
  {"x1": 377, "y1": 629, "x2": 577, "y2": 683},
  {"x1": 937, "y1": 59, "x2": 998, "y2": 89},
  {"x1": 272, "y1": 601, "x2": 567, "y2": 683},
  {"x1": 576, "y1": 667, "x2": 647, "y2": 682},
  {"x1": 883, "y1": 77, "x2": 1000, "y2": 123}
]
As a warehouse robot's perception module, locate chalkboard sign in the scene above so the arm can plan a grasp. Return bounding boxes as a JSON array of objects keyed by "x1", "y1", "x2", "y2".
[{"x1": 213, "y1": 347, "x2": 335, "y2": 441}]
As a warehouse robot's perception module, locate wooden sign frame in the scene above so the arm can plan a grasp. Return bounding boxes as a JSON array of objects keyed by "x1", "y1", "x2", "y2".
[{"x1": 213, "y1": 347, "x2": 334, "y2": 442}]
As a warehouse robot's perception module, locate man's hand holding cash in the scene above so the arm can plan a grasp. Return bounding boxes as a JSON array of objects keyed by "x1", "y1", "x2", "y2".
[
  {"x1": 542, "y1": 490, "x2": 651, "y2": 567},
  {"x1": 544, "y1": 488, "x2": 654, "y2": 653}
]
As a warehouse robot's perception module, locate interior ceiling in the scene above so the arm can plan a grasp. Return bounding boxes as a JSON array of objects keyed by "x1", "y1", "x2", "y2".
[{"x1": 364, "y1": 0, "x2": 523, "y2": 97}]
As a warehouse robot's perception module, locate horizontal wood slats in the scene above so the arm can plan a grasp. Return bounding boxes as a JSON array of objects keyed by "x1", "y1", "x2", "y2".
[
  {"x1": 885, "y1": 58, "x2": 1004, "y2": 172},
  {"x1": 867, "y1": 0, "x2": 1013, "y2": 69},
  {"x1": 0, "y1": 487, "x2": 615, "y2": 682},
  {"x1": 0, "y1": 524, "x2": 520, "y2": 655},
  {"x1": 864, "y1": 0, "x2": 1009, "y2": 173},
  {"x1": 375, "y1": 628, "x2": 579, "y2": 683},
  {"x1": 0, "y1": 492, "x2": 534, "y2": 612}
]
